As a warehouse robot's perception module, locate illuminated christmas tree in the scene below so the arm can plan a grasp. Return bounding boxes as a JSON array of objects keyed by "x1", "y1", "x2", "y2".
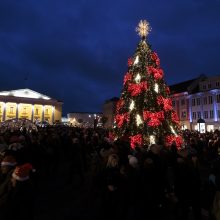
[{"x1": 113, "y1": 20, "x2": 183, "y2": 150}]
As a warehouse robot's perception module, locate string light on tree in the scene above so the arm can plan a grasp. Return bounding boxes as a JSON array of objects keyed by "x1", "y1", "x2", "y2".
[
  {"x1": 170, "y1": 126, "x2": 177, "y2": 135},
  {"x1": 154, "y1": 83, "x2": 159, "y2": 93},
  {"x1": 135, "y1": 73, "x2": 141, "y2": 83},
  {"x1": 136, "y1": 114, "x2": 143, "y2": 126},
  {"x1": 150, "y1": 135, "x2": 156, "y2": 145},
  {"x1": 134, "y1": 55, "x2": 139, "y2": 65},
  {"x1": 129, "y1": 100, "x2": 135, "y2": 111}
]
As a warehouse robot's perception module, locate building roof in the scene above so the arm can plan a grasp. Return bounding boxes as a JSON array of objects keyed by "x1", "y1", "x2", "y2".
[
  {"x1": 0, "y1": 88, "x2": 60, "y2": 101},
  {"x1": 169, "y1": 78, "x2": 197, "y2": 94}
]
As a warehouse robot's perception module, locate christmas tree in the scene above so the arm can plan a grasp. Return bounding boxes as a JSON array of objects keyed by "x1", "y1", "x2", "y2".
[{"x1": 113, "y1": 20, "x2": 183, "y2": 150}]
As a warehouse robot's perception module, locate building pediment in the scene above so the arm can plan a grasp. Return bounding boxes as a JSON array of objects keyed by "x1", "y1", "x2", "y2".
[{"x1": 0, "y1": 89, "x2": 51, "y2": 100}]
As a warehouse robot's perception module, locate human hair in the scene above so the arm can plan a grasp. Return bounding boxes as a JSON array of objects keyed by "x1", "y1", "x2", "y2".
[{"x1": 106, "y1": 154, "x2": 119, "y2": 168}]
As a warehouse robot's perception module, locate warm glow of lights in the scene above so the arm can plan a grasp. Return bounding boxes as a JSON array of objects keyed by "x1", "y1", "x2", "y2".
[
  {"x1": 134, "y1": 55, "x2": 139, "y2": 65},
  {"x1": 135, "y1": 73, "x2": 141, "y2": 83},
  {"x1": 150, "y1": 135, "x2": 156, "y2": 145},
  {"x1": 129, "y1": 100, "x2": 135, "y2": 111},
  {"x1": 0, "y1": 89, "x2": 51, "y2": 100},
  {"x1": 154, "y1": 83, "x2": 159, "y2": 93},
  {"x1": 136, "y1": 20, "x2": 151, "y2": 38},
  {"x1": 136, "y1": 114, "x2": 143, "y2": 126},
  {"x1": 170, "y1": 126, "x2": 177, "y2": 135}
]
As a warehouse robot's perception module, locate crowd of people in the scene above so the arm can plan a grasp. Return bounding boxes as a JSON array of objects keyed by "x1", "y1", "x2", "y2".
[{"x1": 0, "y1": 125, "x2": 219, "y2": 220}]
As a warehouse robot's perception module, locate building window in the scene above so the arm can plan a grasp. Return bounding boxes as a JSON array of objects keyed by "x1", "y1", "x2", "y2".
[
  {"x1": 196, "y1": 98, "x2": 200, "y2": 106},
  {"x1": 181, "y1": 99, "x2": 185, "y2": 106},
  {"x1": 203, "y1": 84, "x2": 206, "y2": 90},
  {"x1": 208, "y1": 96, "x2": 213, "y2": 104},
  {"x1": 35, "y1": 108, "x2": 39, "y2": 115},
  {"x1": 216, "y1": 82, "x2": 220, "y2": 87},
  {"x1": 218, "y1": 110, "x2": 220, "y2": 118},
  {"x1": 204, "y1": 111, "x2": 208, "y2": 119},
  {"x1": 197, "y1": 112, "x2": 201, "y2": 119},
  {"x1": 192, "y1": 112, "x2": 196, "y2": 119},
  {"x1": 208, "y1": 83, "x2": 211, "y2": 89},
  {"x1": 0, "y1": 106, "x2": 1, "y2": 113},
  {"x1": 210, "y1": 110, "x2": 214, "y2": 119},
  {"x1": 217, "y1": 94, "x2": 220, "y2": 103},
  {"x1": 192, "y1": 99, "x2": 196, "y2": 106},
  {"x1": 45, "y1": 109, "x2": 49, "y2": 115},
  {"x1": 172, "y1": 100, "x2": 175, "y2": 107},
  {"x1": 22, "y1": 107, "x2": 26, "y2": 114},
  {"x1": 181, "y1": 111, "x2": 186, "y2": 118},
  {"x1": 10, "y1": 107, "x2": 14, "y2": 114}
]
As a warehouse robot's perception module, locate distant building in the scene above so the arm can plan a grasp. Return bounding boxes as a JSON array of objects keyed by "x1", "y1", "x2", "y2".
[
  {"x1": 170, "y1": 74, "x2": 220, "y2": 131},
  {"x1": 0, "y1": 88, "x2": 62, "y2": 124},
  {"x1": 67, "y1": 112, "x2": 103, "y2": 127},
  {"x1": 103, "y1": 97, "x2": 119, "y2": 128}
]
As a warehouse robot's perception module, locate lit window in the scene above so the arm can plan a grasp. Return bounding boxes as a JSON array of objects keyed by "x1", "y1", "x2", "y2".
[
  {"x1": 10, "y1": 107, "x2": 14, "y2": 114},
  {"x1": 210, "y1": 110, "x2": 214, "y2": 119},
  {"x1": 204, "y1": 111, "x2": 208, "y2": 119},
  {"x1": 208, "y1": 96, "x2": 213, "y2": 104},
  {"x1": 35, "y1": 108, "x2": 39, "y2": 115}
]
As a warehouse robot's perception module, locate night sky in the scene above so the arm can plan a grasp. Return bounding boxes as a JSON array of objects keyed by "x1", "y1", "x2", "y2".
[{"x1": 0, "y1": 0, "x2": 220, "y2": 115}]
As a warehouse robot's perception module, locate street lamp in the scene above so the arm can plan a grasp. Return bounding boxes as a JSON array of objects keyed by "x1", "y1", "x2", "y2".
[{"x1": 197, "y1": 118, "x2": 206, "y2": 133}]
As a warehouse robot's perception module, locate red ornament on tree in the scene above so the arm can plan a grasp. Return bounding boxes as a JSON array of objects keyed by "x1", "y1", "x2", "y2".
[
  {"x1": 165, "y1": 86, "x2": 170, "y2": 95},
  {"x1": 128, "y1": 57, "x2": 133, "y2": 67},
  {"x1": 116, "y1": 99, "x2": 124, "y2": 113},
  {"x1": 165, "y1": 135, "x2": 183, "y2": 150},
  {"x1": 130, "y1": 134, "x2": 143, "y2": 149},
  {"x1": 151, "y1": 52, "x2": 160, "y2": 66},
  {"x1": 147, "y1": 66, "x2": 164, "y2": 80},
  {"x1": 143, "y1": 110, "x2": 164, "y2": 127},
  {"x1": 123, "y1": 72, "x2": 132, "y2": 85},
  {"x1": 171, "y1": 112, "x2": 180, "y2": 124},
  {"x1": 157, "y1": 96, "x2": 172, "y2": 111},
  {"x1": 115, "y1": 113, "x2": 129, "y2": 128},
  {"x1": 128, "y1": 81, "x2": 148, "y2": 96}
]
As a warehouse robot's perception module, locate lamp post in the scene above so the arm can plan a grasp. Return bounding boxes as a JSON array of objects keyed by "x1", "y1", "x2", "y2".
[{"x1": 197, "y1": 118, "x2": 206, "y2": 133}]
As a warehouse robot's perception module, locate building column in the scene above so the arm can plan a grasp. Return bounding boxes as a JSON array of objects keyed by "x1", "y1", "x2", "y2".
[
  {"x1": 31, "y1": 105, "x2": 34, "y2": 122},
  {"x1": 42, "y1": 105, "x2": 44, "y2": 122},
  {"x1": 52, "y1": 106, "x2": 55, "y2": 124},
  {"x1": 2, "y1": 102, "x2": 6, "y2": 121},
  {"x1": 213, "y1": 93, "x2": 218, "y2": 122},
  {"x1": 16, "y1": 104, "x2": 19, "y2": 119}
]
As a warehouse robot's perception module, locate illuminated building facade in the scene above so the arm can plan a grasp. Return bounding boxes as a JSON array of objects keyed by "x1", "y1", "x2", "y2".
[
  {"x1": 170, "y1": 75, "x2": 220, "y2": 132},
  {"x1": 0, "y1": 89, "x2": 62, "y2": 124}
]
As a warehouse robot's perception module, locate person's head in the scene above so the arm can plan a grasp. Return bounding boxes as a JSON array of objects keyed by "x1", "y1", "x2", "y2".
[
  {"x1": 150, "y1": 144, "x2": 160, "y2": 155},
  {"x1": 128, "y1": 155, "x2": 138, "y2": 168},
  {"x1": 1, "y1": 155, "x2": 16, "y2": 174},
  {"x1": 106, "y1": 154, "x2": 119, "y2": 168},
  {"x1": 11, "y1": 163, "x2": 35, "y2": 187}
]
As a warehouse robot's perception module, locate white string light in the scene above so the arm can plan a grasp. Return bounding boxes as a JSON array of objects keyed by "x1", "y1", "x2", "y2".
[
  {"x1": 136, "y1": 114, "x2": 143, "y2": 126},
  {"x1": 129, "y1": 100, "x2": 135, "y2": 111},
  {"x1": 135, "y1": 73, "x2": 141, "y2": 83}
]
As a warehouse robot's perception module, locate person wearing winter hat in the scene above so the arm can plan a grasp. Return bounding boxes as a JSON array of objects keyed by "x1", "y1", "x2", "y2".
[
  {"x1": 11, "y1": 163, "x2": 35, "y2": 185},
  {"x1": 1, "y1": 155, "x2": 17, "y2": 176},
  {"x1": 0, "y1": 155, "x2": 17, "y2": 219},
  {"x1": 7, "y1": 163, "x2": 36, "y2": 220}
]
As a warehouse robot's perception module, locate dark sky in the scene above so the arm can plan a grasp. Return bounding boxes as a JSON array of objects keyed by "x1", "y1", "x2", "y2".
[{"x1": 0, "y1": 0, "x2": 220, "y2": 115}]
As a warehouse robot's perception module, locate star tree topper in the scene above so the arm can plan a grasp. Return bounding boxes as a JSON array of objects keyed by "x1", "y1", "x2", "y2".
[{"x1": 136, "y1": 20, "x2": 151, "y2": 38}]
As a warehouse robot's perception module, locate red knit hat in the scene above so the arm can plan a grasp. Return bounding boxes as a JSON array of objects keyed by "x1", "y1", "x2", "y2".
[
  {"x1": 12, "y1": 163, "x2": 36, "y2": 181},
  {"x1": 1, "y1": 155, "x2": 17, "y2": 167}
]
